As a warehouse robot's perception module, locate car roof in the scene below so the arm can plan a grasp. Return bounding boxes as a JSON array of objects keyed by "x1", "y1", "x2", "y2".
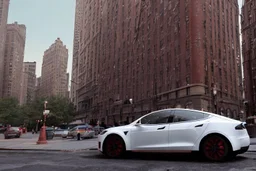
[
  {"x1": 77, "y1": 125, "x2": 92, "y2": 128},
  {"x1": 149, "y1": 108, "x2": 213, "y2": 115}
]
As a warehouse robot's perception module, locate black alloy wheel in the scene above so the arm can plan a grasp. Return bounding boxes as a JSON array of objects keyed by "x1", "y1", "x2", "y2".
[
  {"x1": 202, "y1": 135, "x2": 230, "y2": 161},
  {"x1": 104, "y1": 135, "x2": 125, "y2": 158}
]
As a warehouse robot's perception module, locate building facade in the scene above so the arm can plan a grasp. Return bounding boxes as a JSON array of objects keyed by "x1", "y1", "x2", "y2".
[
  {"x1": 20, "y1": 62, "x2": 36, "y2": 104},
  {"x1": 2, "y1": 22, "x2": 26, "y2": 102},
  {"x1": 242, "y1": 0, "x2": 256, "y2": 117},
  {"x1": 70, "y1": 0, "x2": 84, "y2": 110},
  {"x1": 35, "y1": 76, "x2": 42, "y2": 99},
  {"x1": 0, "y1": 0, "x2": 10, "y2": 98},
  {"x1": 40, "y1": 38, "x2": 69, "y2": 98},
  {"x1": 75, "y1": 0, "x2": 243, "y2": 124}
]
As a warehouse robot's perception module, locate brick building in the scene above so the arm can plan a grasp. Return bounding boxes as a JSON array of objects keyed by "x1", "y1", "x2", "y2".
[
  {"x1": 40, "y1": 38, "x2": 69, "y2": 98},
  {"x1": 20, "y1": 62, "x2": 36, "y2": 104},
  {"x1": 70, "y1": 0, "x2": 84, "y2": 110},
  {"x1": 35, "y1": 76, "x2": 42, "y2": 99},
  {"x1": 75, "y1": 0, "x2": 243, "y2": 124},
  {"x1": 242, "y1": 0, "x2": 256, "y2": 117},
  {"x1": 0, "y1": 0, "x2": 10, "y2": 98},
  {"x1": 2, "y1": 22, "x2": 26, "y2": 102}
]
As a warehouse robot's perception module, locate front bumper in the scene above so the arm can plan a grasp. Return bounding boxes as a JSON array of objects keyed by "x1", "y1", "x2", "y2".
[{"x1": 98, "y1": 135, "x2": 104, "y2": 152}]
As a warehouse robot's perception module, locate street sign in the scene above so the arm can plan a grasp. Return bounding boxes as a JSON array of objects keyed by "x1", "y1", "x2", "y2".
[{"x1": 43, "y1": 110, "x2": 50, "y2": 115}]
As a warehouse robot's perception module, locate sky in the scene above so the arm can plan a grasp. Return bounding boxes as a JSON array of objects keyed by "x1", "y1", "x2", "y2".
[
  {"x1": 7, "y1": 0, "x2": 243, "y2": 79},
  {"x1": 7, "y1": 0, "x2": 76, "y2": 78}
]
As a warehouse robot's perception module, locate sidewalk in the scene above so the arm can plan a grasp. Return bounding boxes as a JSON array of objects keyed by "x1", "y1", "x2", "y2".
[
  {"x1": 0, "y1": 133, "x2": 98, "y2": 152},
  {"x1": 0, "y1": 133, "x2": 255, "y2": 152},
  {"x1": 249, "y1": 138, "x2": 256, "y2": 152}
]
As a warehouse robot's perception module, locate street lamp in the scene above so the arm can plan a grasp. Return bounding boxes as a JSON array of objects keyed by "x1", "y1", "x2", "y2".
[
  {"x1": 213, "y1": 86, "x2": 217, "y2": 114},
  {"x1": 36, "y1": 100, "x2": 49, "y2": 144}
]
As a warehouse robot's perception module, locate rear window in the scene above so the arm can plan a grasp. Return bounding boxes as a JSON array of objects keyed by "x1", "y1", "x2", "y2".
[{"x1": 11, "y1": 127, "x2": 19, "y2": 131}]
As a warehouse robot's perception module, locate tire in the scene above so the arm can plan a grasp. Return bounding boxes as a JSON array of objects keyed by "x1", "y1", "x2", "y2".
[
  {"x1": 201, "y1": 135, "x2": 231, "y2": 162},
  {"x1": 77, "y1": 133, "x2": 81, "y2": 141},
  {"x1": 103, "y1": 135, "x2": 125, "y2": 158}
]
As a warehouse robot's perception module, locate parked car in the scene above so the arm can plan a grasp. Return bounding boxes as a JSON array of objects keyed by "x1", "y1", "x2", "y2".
[
  {"x1": 93, "y1": 126, "x2": 105, "y2": 135},
  {"x1": 61, "y1": 129, "x2": 69, "y2": 138},
  {"x1": 0, "y1": 124, "x2": 6, "y2": 133},
  {"x1": 68, "y1": 125, "x2": 95, "y2": 140},
  {"x1": 98, "y1": 108, "x2": 250, "y2": 162},
  {"x1": 4, "y1": 127, "x2": 21, "y2": 139},
  {"x1": 53, "y1": 128, "x2": 69, "y2": 138},
  {"x1": 46, "y1": 127, "x2": 54, "y2": 140}
]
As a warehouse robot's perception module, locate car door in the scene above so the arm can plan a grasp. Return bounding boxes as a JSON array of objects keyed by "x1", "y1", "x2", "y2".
[
  {"x1": 168, "y1": 110, "x2": 210, "y2": 151},
  {"x1": 130, "y1": 109, "x2": 174, "y2": 151}
]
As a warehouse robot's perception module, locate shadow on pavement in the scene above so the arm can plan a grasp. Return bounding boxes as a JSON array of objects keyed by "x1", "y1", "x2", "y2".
[{"x1": 81, "y1": 152, "x2": 248, "y2": 163}]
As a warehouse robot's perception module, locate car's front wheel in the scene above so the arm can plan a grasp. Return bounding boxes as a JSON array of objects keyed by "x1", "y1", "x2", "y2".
[
  {"x1": 201, "y1": 135, "x2": 231, "y2": 161},
  {"x1": 103, "y1": 135, "x2": 125, "y2": 158}
]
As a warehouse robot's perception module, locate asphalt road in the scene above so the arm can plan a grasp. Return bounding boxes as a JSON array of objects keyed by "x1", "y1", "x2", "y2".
[{"x1": 1, "y1": 150, "x2": 256, "y2": 171}]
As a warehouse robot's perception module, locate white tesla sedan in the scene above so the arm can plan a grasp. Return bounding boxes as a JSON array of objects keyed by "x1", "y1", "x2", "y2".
[{"x1": 98, "y1": 108, "x2": 250, "y2": 161}]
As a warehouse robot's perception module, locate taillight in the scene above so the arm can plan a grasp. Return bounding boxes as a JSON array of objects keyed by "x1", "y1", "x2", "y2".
[
  {"x1": 235, "y1": 122, "x2": 247, "y2": 130},
  {"x1": 86, "y1": 128, "x2": 92, "y2": 131}
]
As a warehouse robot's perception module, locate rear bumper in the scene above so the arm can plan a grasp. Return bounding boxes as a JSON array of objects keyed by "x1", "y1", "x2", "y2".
[
  {"x1": 229, "y1": 134, "x2": 250, "y2": 151},
  {"x1": 235, "y1": 145, "x2": 250, "y2": 154}
]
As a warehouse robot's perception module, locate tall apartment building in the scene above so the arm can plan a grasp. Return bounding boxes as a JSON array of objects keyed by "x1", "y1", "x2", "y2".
[
  {"x1": 241, "y1": 0, "x2": 256, "y2": 117},
  {"x1": 2, "y1": 22, "x2": 26, "y2": 102},
  {"x1": 70, "y1": 0, "x2": 84, "y2": 110},
  {"x1": 40, "y1": 38, "x2": 69, "y2": 98},
  {"x1": 35, "y1": 76, "x2": 41, "y2": 99},
  {"x1": 20, "y1": 62, "x2": 36, "y2": 104},
  {"x1": 0, "y1": 0, "x2": 10, "y2": 98},
  {"x1": 75, "y1": 0, "x2": 243, "y2": 124}
]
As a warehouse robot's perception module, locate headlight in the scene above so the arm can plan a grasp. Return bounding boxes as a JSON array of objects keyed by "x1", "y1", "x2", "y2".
[{"x1": 100, "y1": 130, "x2": 107, "y2": 135}]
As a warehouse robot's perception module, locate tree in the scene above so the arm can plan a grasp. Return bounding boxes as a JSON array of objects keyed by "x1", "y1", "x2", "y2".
[
  {"x1": 0, "y1": 96, "x2": 76, "y2": 128},
  {"x1": 45, "y1": 96, "x2": 75, "y2": 127},
  {"x1": 0, "y1": 98, "x2": 23, "y2": 126}
]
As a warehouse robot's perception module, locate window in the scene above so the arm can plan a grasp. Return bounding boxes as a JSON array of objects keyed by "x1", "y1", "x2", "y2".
[
  {"x1": 173, "y1": 110, "x2": 209, "y2": 123},
  {"x1": 141, "y1": 110, "x2": 174, "y2": 124}
]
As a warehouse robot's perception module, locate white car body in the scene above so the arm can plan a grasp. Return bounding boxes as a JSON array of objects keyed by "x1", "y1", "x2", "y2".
[
  {"x1": 98, "y1": 108, "x2": 250, "y2": 161},
  {"x1": 68, "y1": 125, "x2": 95, "y2": 140}
]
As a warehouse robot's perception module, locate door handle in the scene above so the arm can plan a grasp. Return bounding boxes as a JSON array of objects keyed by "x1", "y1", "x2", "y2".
[
  {"x1": 157, "y1": 126, "x2": 165, "y2": 130},
  {"x1": 195, "y1": 124, "x2": 203, "y2": 128}
]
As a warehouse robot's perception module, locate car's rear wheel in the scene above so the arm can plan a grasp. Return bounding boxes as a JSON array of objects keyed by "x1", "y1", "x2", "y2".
[
  {"x1": 103, "y1": 135, "x2": 125, "y2": 158},
  {"x1": 202, "y1": 135, "x2": 230, "y2": 161}
]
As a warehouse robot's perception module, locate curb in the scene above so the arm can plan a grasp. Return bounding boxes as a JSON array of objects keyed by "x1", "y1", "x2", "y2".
[{"x1": 0, "y1": 148, "x2": 98, "y2": 153}]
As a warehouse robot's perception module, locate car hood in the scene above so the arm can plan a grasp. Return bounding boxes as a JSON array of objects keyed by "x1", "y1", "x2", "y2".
[{"x1": 105, "y1": 125, "x2": 132, "y2": 132}]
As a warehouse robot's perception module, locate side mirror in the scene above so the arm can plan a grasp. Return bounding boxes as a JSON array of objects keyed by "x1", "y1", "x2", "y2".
[{"x1": 135, "y1": 120, "x2": 141, "y2": 126}]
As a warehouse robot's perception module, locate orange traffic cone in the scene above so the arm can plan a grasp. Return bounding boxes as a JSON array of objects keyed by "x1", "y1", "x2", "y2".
[{"x1": 36, "y1": 125, "x2": 47, "y2": 144}]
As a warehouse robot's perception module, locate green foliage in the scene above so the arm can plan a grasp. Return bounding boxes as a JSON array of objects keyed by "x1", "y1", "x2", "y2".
[
  {"x1": 0, "y1": 97, "x2": 23, "y2": 126},
  {"x1": 0, "y1": 96, "x2": 76, "y2": 129},
  {"x1": 45, "y1": 96, "x2": 76, "y2": 127}
]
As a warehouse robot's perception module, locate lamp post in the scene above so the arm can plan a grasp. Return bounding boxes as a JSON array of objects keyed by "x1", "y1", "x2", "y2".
[
  {"x1": 35, "y1": 119, "x2": 42, "y2": 133},
  {"x1": 213, "y1": 86, "x2": 217, "y2": 114},
  {"x1": 37, "y1": 101, "x2": 49, "y2": 144}
]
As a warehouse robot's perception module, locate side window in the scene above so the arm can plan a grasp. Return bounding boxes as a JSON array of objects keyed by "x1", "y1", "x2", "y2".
[
  {"x1": 141, "y1": 110, "x2": 174, "y2": 124},
  {"x1": 173, "y1": 110, "x2": 209, "y2": 123},
  {"x1": 70, "y1": 127, "x2": 76, "y2": 132}
]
